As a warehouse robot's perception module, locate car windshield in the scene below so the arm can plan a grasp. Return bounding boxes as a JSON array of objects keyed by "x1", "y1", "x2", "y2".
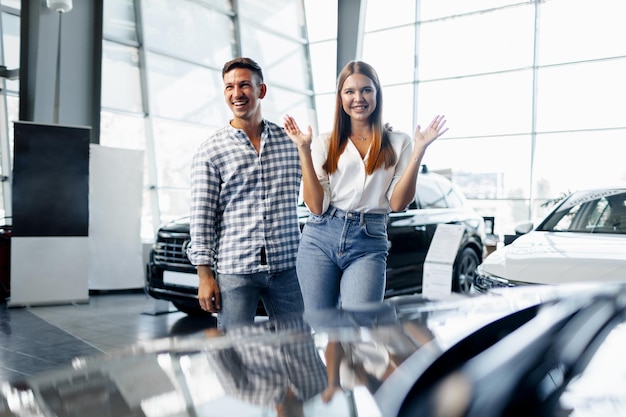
[{"x1": 537, "y1": 190, "x2": 626, "y2": 234}]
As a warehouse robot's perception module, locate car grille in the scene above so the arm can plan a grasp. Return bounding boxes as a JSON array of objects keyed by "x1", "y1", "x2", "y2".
[{"x1": 153, "y1": 231, "x2": 192, "y2": 268}]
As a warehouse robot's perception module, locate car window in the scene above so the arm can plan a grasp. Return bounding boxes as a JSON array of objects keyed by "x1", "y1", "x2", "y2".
[
  {"x1": 587, "y1": 198, "x2": 611, "y2": 229},
  {"x1": 540, "y1": 191, "x2": 626, "y2": 234},
  {"x1": 550, "y1": 204, "x2": 579, "y2": 231},
  {"x1": 444, "y1": 188, "x2": 465, "y2": 209},
  {"x1": 416, "y1": 177, "x2": 448, "y2": 209}
]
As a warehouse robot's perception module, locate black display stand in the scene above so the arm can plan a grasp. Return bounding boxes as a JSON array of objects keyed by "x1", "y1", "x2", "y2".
[
  {"x1": 12, "y1": 122, "x2": 90, "y2": 237},
  {"x1": 10, "y1": 122, "x2": 91, "y2": 306}
]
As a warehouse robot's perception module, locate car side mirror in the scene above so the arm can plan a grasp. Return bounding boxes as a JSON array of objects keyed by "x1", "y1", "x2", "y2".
[{"x1": 514, "y1": 221, "x2": 533, "y2": 235}]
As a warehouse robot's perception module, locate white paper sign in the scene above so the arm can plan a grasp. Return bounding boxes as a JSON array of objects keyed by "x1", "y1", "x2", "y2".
[
  {"x1": 422, "y1": 223, "x2": 465, "y2": 299},
  {"x1": 422, "y1": 262, "x2": 454, "y2": 299},
  {"x1": 425, "y1": 223, "x2": 465, "y2": 264}
]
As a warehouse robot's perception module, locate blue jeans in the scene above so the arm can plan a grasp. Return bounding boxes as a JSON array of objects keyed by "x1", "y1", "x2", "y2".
[
  {"x1": 296, "y1": 206, "x2": 389, "y2": 310},
  {"x1": 217, "y1": 267, "x2": 304, "y2": 330}
]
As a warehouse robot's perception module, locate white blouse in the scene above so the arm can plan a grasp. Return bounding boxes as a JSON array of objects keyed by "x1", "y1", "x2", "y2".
[{"x1": 311, "y1": 130, "x2": 414, "y2": 214}]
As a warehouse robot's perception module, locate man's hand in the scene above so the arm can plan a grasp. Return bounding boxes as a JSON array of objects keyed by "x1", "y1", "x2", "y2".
[{"x1": 197, "y1": 265, "x2": 221, "y2": 313}]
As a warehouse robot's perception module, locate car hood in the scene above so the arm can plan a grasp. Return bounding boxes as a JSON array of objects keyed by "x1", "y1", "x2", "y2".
[
  {"x1": 0, "y1": 289, "x2": 565, "y2": 417},
  {"x1": 2, "y1": 284, "x2": 625, "y2": 417},
  {"x1": 480, "y1": 231, "x2": 626, "y2": 284},
  {"x1": 159, "y1": 216, "x2": 191, "y2": 233}
]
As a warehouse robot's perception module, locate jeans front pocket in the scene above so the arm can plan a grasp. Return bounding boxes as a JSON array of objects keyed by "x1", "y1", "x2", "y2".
[
  {"x1": 306, "y1": 212, "x2": 327, "y2": 225},
  {"x1": 363, "y1": 220, "x2": 388, "y2": 239}
]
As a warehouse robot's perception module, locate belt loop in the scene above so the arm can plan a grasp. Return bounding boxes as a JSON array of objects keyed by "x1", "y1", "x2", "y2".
[
  {"x1": 360, "y1": 212, "x2": 365, "y2": 226},
  {"x1": 328, "y1": 205, "x2": 337, "y2": 218}
]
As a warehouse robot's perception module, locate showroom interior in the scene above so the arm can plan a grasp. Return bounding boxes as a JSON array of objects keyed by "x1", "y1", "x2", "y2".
[{"x1": 0, "y1": 0, "x2": 625, "y2": 399}]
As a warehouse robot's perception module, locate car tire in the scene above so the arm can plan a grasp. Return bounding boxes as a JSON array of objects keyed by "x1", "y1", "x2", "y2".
[{"x1": 452, "y1": 247, "x2": 480, "y2": 294}]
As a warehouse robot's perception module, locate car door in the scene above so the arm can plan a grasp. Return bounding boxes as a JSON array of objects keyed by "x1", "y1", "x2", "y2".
[
  {"x1": 385, "y1": 174, "x2": 448, "y2": 297},
  {"x1": 386, "y1": 206, "x2": 436, "y2": 296}
]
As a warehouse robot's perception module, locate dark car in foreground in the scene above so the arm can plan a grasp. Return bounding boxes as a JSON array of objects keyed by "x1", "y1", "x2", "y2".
[
  {"x1": 147, "y1": 167, "x2": 486, "y2": 315},
  {"x1": 2, "y1": 282, "x2": 626, "y2": 416},
  {"x1": 474, "y1": 186, "x2": 626, "y2": 293}
]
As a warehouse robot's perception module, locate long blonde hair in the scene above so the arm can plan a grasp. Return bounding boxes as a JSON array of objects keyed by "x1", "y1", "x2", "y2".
[{"x1": 323, "y1": 61, "x2": 396, "y2": 175}]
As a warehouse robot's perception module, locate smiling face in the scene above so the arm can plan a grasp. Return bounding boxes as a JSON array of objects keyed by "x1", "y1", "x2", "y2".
[
  {"x1": 340, "y1": 73, "x2": 377, "y2": 123},
  {"x1": 223, "y1": 67, "x2": 266, "y2": 124}
]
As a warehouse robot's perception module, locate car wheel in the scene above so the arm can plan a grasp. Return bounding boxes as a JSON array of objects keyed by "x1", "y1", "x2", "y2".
[{"x1": 452, "y1": 247, "x2": 480, "y2": 294}]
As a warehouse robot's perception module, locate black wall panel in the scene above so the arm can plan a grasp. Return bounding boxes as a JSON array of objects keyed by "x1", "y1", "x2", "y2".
[{"x1": 12, "y1": 122, "x2": 90, "y2": 237}]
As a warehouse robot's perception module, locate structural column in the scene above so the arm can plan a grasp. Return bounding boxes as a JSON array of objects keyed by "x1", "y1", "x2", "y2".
[
  {"x1": 337, "y1": 0, "x2": 365, "y2": 76},
  {"x1": 18, "y1": 0, "x2": 103, "y2": 143}
]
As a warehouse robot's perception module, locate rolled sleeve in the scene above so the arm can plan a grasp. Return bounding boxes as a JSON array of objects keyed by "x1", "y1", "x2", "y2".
[
  {"x1": 188, "y1": 142, "x2": 220, "y2": 266},
  {"x1": 311, "y1": 134, "x2": 332, "y2": 214},
  {"x1": 385, "y1": 132, "x2": 413, "y2": 203}
]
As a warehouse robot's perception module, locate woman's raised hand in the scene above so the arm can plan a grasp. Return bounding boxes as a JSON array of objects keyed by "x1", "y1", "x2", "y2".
[
  {"x1": 414, "y1": 115, "x2": 448, "y2": 149},
  {"x1": 284, "y1": 114, "x2": 313, "y2": 150}
]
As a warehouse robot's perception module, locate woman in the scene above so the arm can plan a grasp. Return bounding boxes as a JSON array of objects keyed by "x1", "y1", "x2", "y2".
[{"x1": 284, "y1": 60, "x2": 447, "y2": 310}]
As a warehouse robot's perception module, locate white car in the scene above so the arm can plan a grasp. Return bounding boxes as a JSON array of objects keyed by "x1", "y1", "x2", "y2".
[{"x1": 473, "y1": 187, "x2": 626, "y2": 292}]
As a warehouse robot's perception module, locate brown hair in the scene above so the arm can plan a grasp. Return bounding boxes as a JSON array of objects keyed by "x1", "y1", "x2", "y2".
[
  {"x1": 323, "y1": 61, "x2": 396, "y2": 175},
  {"x1": 222, "y1": 57, "x2": 264, "y2": 84}
]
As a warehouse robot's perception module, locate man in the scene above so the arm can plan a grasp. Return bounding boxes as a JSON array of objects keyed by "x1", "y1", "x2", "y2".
[{"x1": 187, "y1": 57, "x2": 304, "y2": 329}]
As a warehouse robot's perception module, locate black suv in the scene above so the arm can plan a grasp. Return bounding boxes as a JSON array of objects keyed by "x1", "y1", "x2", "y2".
[{"x1": 146, "y1": 167, "x2": 486, "y2": 315}]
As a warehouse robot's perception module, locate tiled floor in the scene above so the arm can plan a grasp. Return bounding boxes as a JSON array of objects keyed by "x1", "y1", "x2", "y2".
[{"x1": 0, "y1": 290, "x2": 216, "y2": 382}]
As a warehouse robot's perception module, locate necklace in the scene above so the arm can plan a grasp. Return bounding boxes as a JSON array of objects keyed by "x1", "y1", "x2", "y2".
[{"x1": 351, "y1": 134, "x2": 368, "y2": 141}]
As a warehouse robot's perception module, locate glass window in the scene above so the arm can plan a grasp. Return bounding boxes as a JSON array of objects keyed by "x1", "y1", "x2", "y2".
[
  {"x1": 550, "y1": 203, "x2": 579, "y2": 232},
  {"x1": 103, "y1": 0, "x2": 138, "y2": 43},
  {"x1": 416, "y1": 176, "x2": 447, "y2": 209},
  {"x1": 535, "y1": 59, "x2": 626, "y2": 132},
  {"x1": 589, "y1": 199, "x2": 611, "y2": 230},
  {"x1": 100, "y1": 111, "x2": 146, "y2": 151},
  {"x1": 364, "y1": 0, "x2": 415, "y2": 31},
  {"x1": 0, "y1": 1, "x2": 19, "y2": 10},
  {"x1": 533, "y1": 130, "x2": 626, "y2": 199},
  {"x1": 1, "y1": 11, "x2": 19, "y2": 93},
  {"x1": 152, "y1": 118, "x2": 211, "y2": 190},
  {"x1": 538, "y1": 0, "x2": 626, "y2": 66},
  {"x1": 146, "y1": 53, "x2": 228, "y2": 125},
  {"x1": 100, "y1": 112, "x2": 149, "y2": 210},
  {"x1": 426, "y1": 135, "x2": 533, "y2": 200},
  {"x1": 196, "y1": 0, "x2": 231, "y2": 10},
  {"x1": 0, "y1": 95, "x2": 18, "y2": 189},
  {"x1": 314, "y1": 93, "x2": 336, "y2": 135},
  {"x1": 304, "y1": 0, "x2": 337, "y2": 42},
  {"x1": 157, "y1": 188, "x2": 193, "y2": 227},
  {"x1": 141, "y1": 0, "x2": 234, "y2": 65},
  {"x1": 417, "y1": 5, "x2": 535, "y2": 80},
  {"x1": 445, "y1": 188, "x2": 465, "y2": 209},
  {"x1": 499, "y1": 200, "x2": 533, "y2": 235},
  {"x1": 101, "y1": 41, "x2": 143, "y2": 113},
  {"x1": 309, "y1": 40, "x2": 337, "y2": 94},
  {"x1": 416, "y1": 70, "x2": 533, "y2": 138},
  {"x1": 381, "y1": 83, "x2": 414, "y2": 136},
  {"x1": 540, "y1": 192, "x2": 626, "y2": 234},
  {"x1": 239, "y1": 0, "x2": 305, "y2": 39},
  {"x1": 362, "y1": 26, "x2": 416, "y2": 85},
  {"x1": 262, "y1": 86, "x2": 314, "y2": 130},
  {"x1": 419, "y1": 0, "x2": 523, "y2": 20},
  {"x1": 140, "y1": 190, "x2": 156, "y2": 240},
  {"x1": 240, "y1": 28, "x2": 311, "y2": 92}
]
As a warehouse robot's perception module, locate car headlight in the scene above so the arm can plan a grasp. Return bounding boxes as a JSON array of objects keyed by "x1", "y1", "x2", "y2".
[
  {"x1": 473, "y1": 266, "x2": 515, "y2": 292},
  {"x1": 473, "y1": 266, "x2": 538, "y2": 294}
]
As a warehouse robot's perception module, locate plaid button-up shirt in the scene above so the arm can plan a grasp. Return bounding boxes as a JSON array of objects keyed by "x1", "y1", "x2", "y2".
[
  {"x1": 187, "y1": 120, "x2": 302, "y2": 274},
  {"x1": 206, "y1": 317, "x2": 327, "y2": 408}
]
